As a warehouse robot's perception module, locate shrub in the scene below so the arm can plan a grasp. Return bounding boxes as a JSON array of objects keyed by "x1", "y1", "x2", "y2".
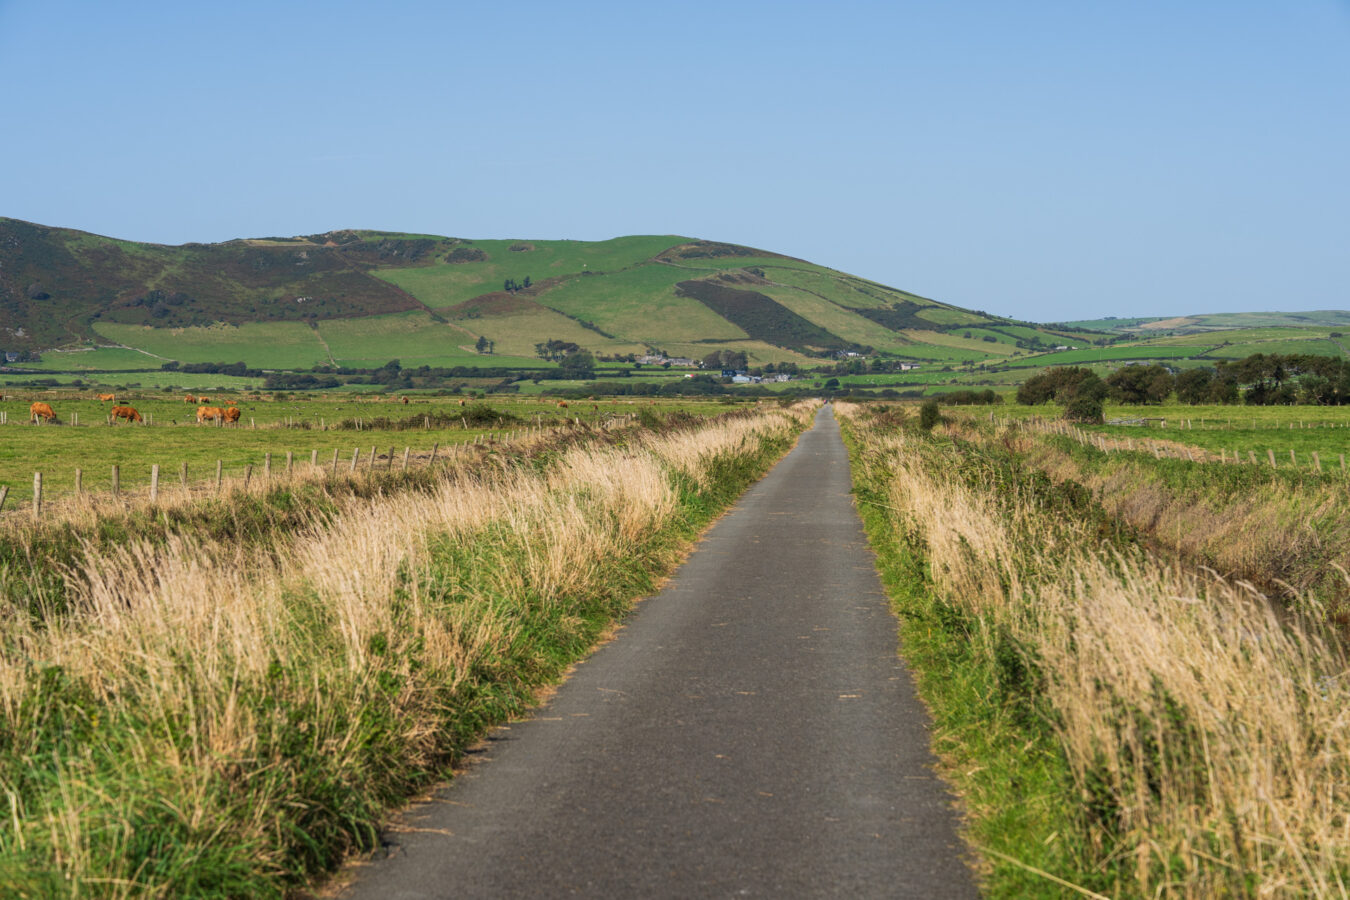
[{"x1": 919, "y1": 399, "x2": 941, "y2": 431}]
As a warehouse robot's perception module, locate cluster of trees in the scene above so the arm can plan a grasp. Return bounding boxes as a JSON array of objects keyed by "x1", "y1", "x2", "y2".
[
  {"x1": 1017, "y1": 367, "x2": 1109, "y2": 422},
  {"x1": 161, "y1": 360, "x2": 262, "y2": 377},
  {"x1": 1018, "y1": 353, "x2": 1350, "y2": 421},
  {"x1": 1206, "y1": 354, "x2": 1350, "y2": 406},
  {"x1": 503, "y1": 276, "x2": 532, "y2": 293},
  {"x1": 702, "y1": 349, "x2": 749, "y2": 371},
  {"x1": 474, "y1": 336, "x2": 495, "y2": 354},
  {"x1": 535, "y1": 339, "x2": 580, "y2": 362}
]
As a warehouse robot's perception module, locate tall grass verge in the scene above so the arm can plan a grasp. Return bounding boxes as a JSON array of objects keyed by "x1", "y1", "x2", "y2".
[
  {"x1": 838, "y1": 402, "x2": 1350, "y2": 898},
  {"x1": 0, "y1": 403, "x2": 815, "y2": 897}
]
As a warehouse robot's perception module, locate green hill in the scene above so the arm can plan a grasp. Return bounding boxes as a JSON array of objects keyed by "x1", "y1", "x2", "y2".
[
  {"x1": 0, "y1": 219, "x2": 1087, "y2": 367},
  {"x1": 2, "y1": 218, "x2": 1345, "y2": 384}
]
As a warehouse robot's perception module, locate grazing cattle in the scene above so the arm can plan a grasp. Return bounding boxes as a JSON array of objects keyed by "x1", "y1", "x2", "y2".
[
  {"x1": 557, "y1": 400, "x2": 569, "y2": 408},
  {"x1": 196, "y1": 406, "x2": 224, "y2": 424},
  {"x1": 224, "y1": 399, "x2": 237, "y2": 406},
  {"x1": 30, "y1": 402, "x2": 56, "y2": 423},
  {"x1": 97, "y1": 393, "x2": 115, "y2": 402},
  {"x1": 401, "y1": 396, "x2": 409, "y2": 404},
  {"x1": 223, "y1": 406, "x2": 241, "y2": 424},
  {"x1": 458, "y1": 399, "x2": 466, "y2": 407},
  {"x1": 197, "y1": 396, "x2": 210, "y2": 404},
  {"x1": 184, "y1": 394, "x2": 196, "y2": 403},
  {"x1": 110, "y1": 405, "x2": 142, "y2": 424}
]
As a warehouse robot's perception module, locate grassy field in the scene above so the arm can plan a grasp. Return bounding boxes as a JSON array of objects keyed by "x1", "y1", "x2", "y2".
[
  {"x1": 0, "y1": 403, "x2": 813, "y2": 896},
  {"x1": 314, "y1": 310, "x2": 542, "y2": 368},
  {"x1": 14, "y1": 346, "x2": 165, "y2": 371},
  {"x1": 0, "y1": 371, "x2": 266, "y2": 390},
  {"x1": 1005, "y1": 343, "x2": 1212, "y2": 367},
  {"x1": 372, "y1": 235, "x2": 688, "y2": 311},
  {"x1": 533, "y1": 263, "x2": 746, "y2": 344},
  {"x1": 1206, "y1": 337, "x2": 1347, "y2": 358},
  {"x1": 0, "y1": 394, "x2": 729, "y2": 503},
  {"x1": 840, "y1": 403, "x2": 1350, "y2": 897},
  {"x1": 94, "y1": 321, "x2": 333, "y2": 368}
]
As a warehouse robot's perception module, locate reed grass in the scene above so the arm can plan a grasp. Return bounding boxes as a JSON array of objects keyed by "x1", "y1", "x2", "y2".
[
  {"x1": 839, "y1": 402, "x2": 1350, "y2": 898},
  {"x1": 0, "y1": 403, "x2": 814, "y2": 897}
]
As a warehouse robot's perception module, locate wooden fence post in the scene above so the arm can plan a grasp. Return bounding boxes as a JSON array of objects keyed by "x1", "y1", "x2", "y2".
[
  {"x1": 331, "y1": 448, "x2": 339, "y2": 474},
  {"x1": 402, "y1": 446, "x2": 410, "y2": 471},
  {"x1": 181, "y1": 461, "x2": 189, "y2": 497},
  {"x1": 264, "y1": 452, "x2": 271, "y2": 480},
  {"x1": 369, "y1": 445, "x2": 376, "y2": 470},
  {"x1": 1313, "y1": 451, "x2": 1321, "y2": 473},
  {"x1": 1290, "y1": 449, "x2": 1297, "y2": 467},
  {"x1": 112, "y1": 464, "x2": 120, "y2": 497},
  {"x1": 1249, "y1": 451, "x2": 1257, "y2": 465},
  {"x1": 150, "y1": 464, "x2": 159, "y2": 502},
  {"x1": 311, "y1": 449, "x2": 318, "y2": 467},
  {"x1": 75, "y1": 467, "x2": 82, "y2": 495},
  {"x1": 216, "y1": 460, "x2": 223, "y2": 494},
  {"x1": 1268, "y1": 449, "x2": 1277, "y2": 468},
  {"x1": 0, "y1": 485, "x2": 8, "y2": 512},
  {"x1": 430, "y1": 442, "x2": 439, "y2": 465},
  {"x1": 350, "y1": 447, "x2": 359, "y2": 472},
  {"x1": 243, "y1": 464, "x2": 253, "y2": 490},
  {"x1": 387, "y1": 446, "x2": 395, "y2": 470},
  {"x1": 33, "y1": 472, "x2": 41, "y2": 518},
  {"x1": 286, "y1": 451, "x2": 293, "y2": 477}
]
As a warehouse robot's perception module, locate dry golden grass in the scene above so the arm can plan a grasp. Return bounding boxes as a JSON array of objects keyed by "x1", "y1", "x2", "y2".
[
  {"x1": 0, "y1": 402, "x2": 816, "y2": 894},
  {"x1": 842, "y1": 409, "x2": 1350, "y2": 897}
]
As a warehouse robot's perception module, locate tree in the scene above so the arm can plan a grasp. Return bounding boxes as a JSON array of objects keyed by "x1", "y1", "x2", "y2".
[
  {"x1": 535, "y1": 339, "x2": 581, "y2": 362},
  {"x1": 1016, "y1": 367, "x2": 1101, "y2": 405},
  {"x1": 1106, "y1": 364, "x2": 1173, "y2": 404},
  {"x1": 1175, "y1": 368, "x2": 1214, "y2": 404},
  {"x1": 475, "y1": 335, "x2": 490, "y2": 353},
  {"x1": 1063, "y1": 393, "x2": 1104, "y2": 423},
  {"x1": 559, "y1": 349, "x2": 595, "y2": 379}
]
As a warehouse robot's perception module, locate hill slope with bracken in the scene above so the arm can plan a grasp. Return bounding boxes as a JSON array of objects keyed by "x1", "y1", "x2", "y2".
[{"x1": 0, "y1": 218, "x2": 1099, "y2": 368}]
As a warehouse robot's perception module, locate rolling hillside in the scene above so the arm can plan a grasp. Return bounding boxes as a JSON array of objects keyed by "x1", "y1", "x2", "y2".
[
  {"x1": 0, "y1": 219, "x2": 1096, "y2": 367},
  {"x1": 2, "y1": 218, "x2": 1345, "y2": 383}
]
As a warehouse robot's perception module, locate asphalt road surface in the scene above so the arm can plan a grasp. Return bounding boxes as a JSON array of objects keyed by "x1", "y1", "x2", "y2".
[{"x1": 338, "y1": 405, "x2": 977, "y2": 899}]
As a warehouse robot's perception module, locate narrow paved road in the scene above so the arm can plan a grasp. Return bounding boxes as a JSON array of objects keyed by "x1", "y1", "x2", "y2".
[{"x1": 339, "y1": 406, "x2": 976, "y2": 898}]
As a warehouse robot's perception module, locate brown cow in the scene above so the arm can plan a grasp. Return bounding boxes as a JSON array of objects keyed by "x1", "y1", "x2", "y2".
[
  {"x1": 197, "y1": 396, "x2": 210, "y2": 404},
  {"x1": 97, "y1": 393, "x2": 115, "y2": 402},
  {"x1": 224, "y1": 399, "x2": 237, "y2": 406},
  {"x1": 29, "y1": 402, "x2": 56, "y2": 423},
  {"x1": 557, "y1": 400, "x2": 569, "y2": 408},
  {"x1": 223, "y1": 406, "x2": 241, "y2": 424},
  {"x1": 110, "y1": 405, "x2": 142, "y2": 424},
  {"x1": 184, "y1": 394, "x2": 196, "y2": 404},
  {"x1": 458, "y1": 399, "x2": 466, "y2": 407},
  {"x1": 401, "y1": 396, "x2": 409, "y2": 404},
  {"x1": 196, "y1": 406, "x2": 224, "y2": 424}
]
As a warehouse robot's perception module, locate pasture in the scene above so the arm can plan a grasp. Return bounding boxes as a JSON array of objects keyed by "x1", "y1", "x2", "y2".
[
  {"x1": 0, "y1": 392, "x2": 730, "y2": 506},
  {"x1": 995, "y1": 401, "x2": 1350, "y2": 458}
]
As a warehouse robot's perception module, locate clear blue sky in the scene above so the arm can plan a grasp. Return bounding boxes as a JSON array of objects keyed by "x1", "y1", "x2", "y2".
[{"x1": 2, "y1": 1, "x2": 1346, "y2": 323}]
